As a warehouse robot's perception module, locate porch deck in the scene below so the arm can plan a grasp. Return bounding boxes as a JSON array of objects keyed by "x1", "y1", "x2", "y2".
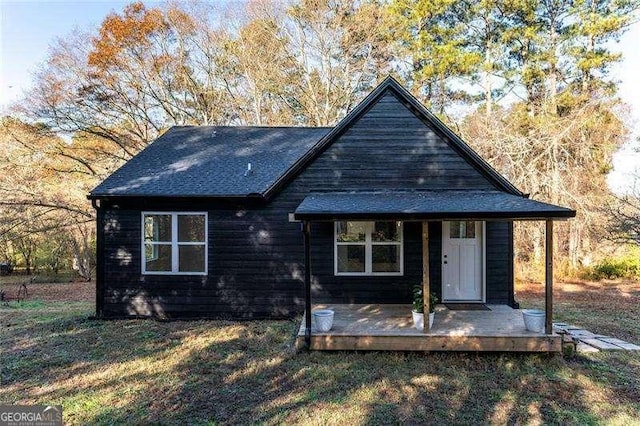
[{"x1": 297, "y1": 304, "x2": 561, "y2": 352}]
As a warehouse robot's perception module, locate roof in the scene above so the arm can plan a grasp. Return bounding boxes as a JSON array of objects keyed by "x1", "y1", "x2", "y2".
[
  {"x1": 294, "y1": 191, "x2": 577, "y2": 221},
  {"x1": 89, "y1": 126, "x2": 331, "y2": 198},
  {"x1": 90, "y1": 77, "x2": 526, "y2": 200}
]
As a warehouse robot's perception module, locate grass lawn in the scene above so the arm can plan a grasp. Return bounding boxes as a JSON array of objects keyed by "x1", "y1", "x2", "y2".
[{"x1": 1, "y1": 279, "x2": 639, "y2": 424}]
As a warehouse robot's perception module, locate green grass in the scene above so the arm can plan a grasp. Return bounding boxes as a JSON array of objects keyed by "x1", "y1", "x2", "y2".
[{"x1": 1, "y1": 282, "x2": 639, "y2": 425}]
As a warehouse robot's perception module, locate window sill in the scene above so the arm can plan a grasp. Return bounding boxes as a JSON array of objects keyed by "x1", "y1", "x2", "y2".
[
  {"x1": 335, "y1": 272, "x2": 404, "y2": 277},
  {"x1": 142, "y1": 272, "x2": 207, "y2": 276}
]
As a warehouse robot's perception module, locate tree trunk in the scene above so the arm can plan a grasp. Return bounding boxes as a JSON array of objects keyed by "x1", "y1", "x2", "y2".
[
  {"x1": 484, "y1": 40, "x2": 492, "y2": 118},
  {"x1": 548, "y1": 14, "x2": 558, "y2": 115}
]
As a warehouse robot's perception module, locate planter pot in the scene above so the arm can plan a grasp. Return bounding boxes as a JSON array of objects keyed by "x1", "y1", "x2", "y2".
[
  {"x1": 313, "y1": 309, "x2": 335, "y2": 332},
  {"x1": 522, "y1": 309, "x2": 545, "y2": 333},
  {"x1": 412, "y1": 311, "x2": 436, "y2": 330},
  {"x1": 412, "y1": 310, "x2": 423, "y2": 330}
]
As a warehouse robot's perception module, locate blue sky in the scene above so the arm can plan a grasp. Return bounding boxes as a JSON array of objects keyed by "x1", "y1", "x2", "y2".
[
  {"x1": 1, "y1": 1, "x2": 143, "y2": 102},
  {"x1": 1, "y1": 0, "x2": 638, "y2": 191}
]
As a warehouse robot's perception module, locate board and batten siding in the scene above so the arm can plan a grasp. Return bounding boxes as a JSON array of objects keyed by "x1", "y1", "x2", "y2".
[{"x1": 98, "y1": 89, "x2": 513, "y2": 318}]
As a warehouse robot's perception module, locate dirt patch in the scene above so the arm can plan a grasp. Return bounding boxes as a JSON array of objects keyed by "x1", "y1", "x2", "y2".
[{"x1": 517, "y1": 279, "x2": 640, "y2": 306}]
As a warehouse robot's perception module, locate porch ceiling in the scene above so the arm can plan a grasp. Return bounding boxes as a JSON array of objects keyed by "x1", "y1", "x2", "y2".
[{"x1": 294, "y1": 190, "x2": 576, "y2": 221}]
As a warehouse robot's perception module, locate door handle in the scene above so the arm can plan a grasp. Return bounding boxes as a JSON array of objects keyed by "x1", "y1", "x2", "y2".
[{"x1": 443, "y1": 261, "x2": 448, "y2": 264}]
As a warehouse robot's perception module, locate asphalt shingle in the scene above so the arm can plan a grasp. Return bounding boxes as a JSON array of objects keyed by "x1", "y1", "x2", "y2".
[
  {"x1": 294, "y1": 191, "x2": 576, "y2": 220},
  {"x1": 90, "y1": 126, "x2": 331, "y2": 197}
]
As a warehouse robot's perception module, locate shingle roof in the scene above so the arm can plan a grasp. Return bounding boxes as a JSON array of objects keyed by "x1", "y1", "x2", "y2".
[
  {"x1": 90, "y1": 77, "x2": 531, "y2": 201},
  {"x1": 89, "y1": 126, "x2": 331, "y2": 198},
  {"x1": 294, "y1": 191, "x2": 576, "y2": 220}
]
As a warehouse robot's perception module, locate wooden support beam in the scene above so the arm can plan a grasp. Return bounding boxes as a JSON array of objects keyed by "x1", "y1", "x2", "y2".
[
  {"x1": 303, "y1": 221, "x2": 312, "y2": 347},
  {"x1": 545, "y1": 220, "x2": 553, "y2": 334},
  {"x1": 422, "y1": 221, "x2": 430, "y2": 332},
  {"x1": 305, "y1": 334, "x2": 562, "y2": 352}
]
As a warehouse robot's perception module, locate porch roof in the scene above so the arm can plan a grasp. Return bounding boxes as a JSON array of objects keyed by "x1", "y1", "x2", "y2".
[{"x1": 293, "y1": 191, "x2": 576, "y2": 221}]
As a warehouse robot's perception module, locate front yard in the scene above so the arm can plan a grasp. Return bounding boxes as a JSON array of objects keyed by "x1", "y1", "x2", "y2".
[{"x1": 1, "y1": 279, "x2": 638, "y2": 424}]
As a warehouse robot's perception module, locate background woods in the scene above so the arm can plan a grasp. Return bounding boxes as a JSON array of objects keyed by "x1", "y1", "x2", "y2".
[{"x1": 0, "y1": 0, "x2": 638, "y2": 279}]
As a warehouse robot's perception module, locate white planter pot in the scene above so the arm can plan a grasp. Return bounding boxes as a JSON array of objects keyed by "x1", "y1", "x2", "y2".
[
  {"x1": 412, "y1": 310, "x2": 424, "y2": 330},
  {"x1": 313, "y1": 309, "x2": 335, "y2": 332},
  {"x1": 522, "y1": 309, "x2": 545, "y2": 333},
  {"x1": 412, "y1": 311, "x2": 435, "y2": 330}
]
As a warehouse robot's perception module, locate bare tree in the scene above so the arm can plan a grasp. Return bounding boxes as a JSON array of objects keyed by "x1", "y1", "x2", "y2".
[{"x1": 608, "y1": 174, "x2": 640, "y2": 244}]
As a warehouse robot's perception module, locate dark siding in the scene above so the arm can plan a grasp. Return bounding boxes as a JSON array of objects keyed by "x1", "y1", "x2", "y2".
[
  {"x1": 101, "y1": 203, "x2": 307, "y2": 319},
  {"x1": 286, "y1": 92, "x2": 496, "y2": 192},
  {"x1": 95, "y1": 208, "x2": 105, "y2": 317},
  {"x1": 309, "y1": 221, "x2": 423, "y2": 304},
  {"x1": 485, "y1": 221, "x2": 513, "y2": 304},
  {"x1": 428, "y1": 222, "x2": 443, "y2": 302},
  {"x1": 98, "y1": 91, "x2": 512, "y2": 319}
]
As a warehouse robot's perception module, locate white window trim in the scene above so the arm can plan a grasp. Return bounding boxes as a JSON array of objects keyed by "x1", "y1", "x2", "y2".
[
  {"x1": 334, "y1": 221, "x2": 404, "y2": 276},
  {"x1": 141, "y1": 212, "x2": 208, "y2": 276}
]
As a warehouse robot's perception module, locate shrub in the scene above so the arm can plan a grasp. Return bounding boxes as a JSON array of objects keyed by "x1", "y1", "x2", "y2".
[
  {"x1": 412, "y1": 284, "x2": 438, "y2": 313},
  {"x1": 583, "y1": 255, "x2": 640, "y2": 280}
]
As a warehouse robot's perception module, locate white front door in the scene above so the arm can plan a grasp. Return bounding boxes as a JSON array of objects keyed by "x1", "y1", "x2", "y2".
[{"x1": 442, "y1": 221, "x2": 483, "y2": 302}]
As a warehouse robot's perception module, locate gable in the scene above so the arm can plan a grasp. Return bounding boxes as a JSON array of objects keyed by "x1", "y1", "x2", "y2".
[
  {"x1": 310, "y1": 91, "x2": 497, "y2": 191},
  {"x1": 265, "y1": 77, "x2": 523, "y2": 198}
]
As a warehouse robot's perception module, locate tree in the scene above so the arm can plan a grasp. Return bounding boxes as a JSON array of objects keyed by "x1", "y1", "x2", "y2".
[
  {"x1": 3, "y1": 0, "x2": 395, "y2": 277},
  {"x1": 608, "y1": 173, "x2": 640, "y2": 244},
  {"x1": 569, "y1": 0, "x2": 637, "y2": 94},
  {"x1": 283, "y1": 0, "x2": 393, "y2": 125},
  {"x1": 387, "y1": 0, "x2": 481, "y2": 112},
  {"x1": 3, "y1": 0, "x2": 638, "y2": 276},
  {"x1": 0, "y1": 117, "x2": 98, "y2": 276}
]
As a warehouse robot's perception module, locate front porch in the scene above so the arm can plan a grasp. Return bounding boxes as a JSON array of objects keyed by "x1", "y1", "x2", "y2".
[
  {"x1": 297, "y1": 304, "x2": 561, "y2": 352},
  {"x1": 294, "y1": 191, "x2": 576, "y2": 353}
]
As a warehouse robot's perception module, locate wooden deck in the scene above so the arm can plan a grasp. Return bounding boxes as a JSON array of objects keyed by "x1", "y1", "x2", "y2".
[{"x1": 297, "y1": 304, "x2": 561, "y2": 352}]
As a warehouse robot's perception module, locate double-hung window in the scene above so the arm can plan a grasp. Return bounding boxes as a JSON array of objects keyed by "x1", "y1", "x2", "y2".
[
  {"x1": 142, "y1": 212, "x2": 207, "y2": 275},
  {"x1": 335, "y1": 221, "x2": 403, "y2": 275}
]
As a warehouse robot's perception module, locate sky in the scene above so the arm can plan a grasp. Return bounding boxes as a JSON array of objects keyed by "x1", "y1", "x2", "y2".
[{"x1": 1, "y1": 0, "x2": 639, "y2": 192}]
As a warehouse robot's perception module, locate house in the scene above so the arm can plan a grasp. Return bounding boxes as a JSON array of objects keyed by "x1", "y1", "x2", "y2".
[{"x1": 89, "y1": 77, "x2": 575, "y2": 351}]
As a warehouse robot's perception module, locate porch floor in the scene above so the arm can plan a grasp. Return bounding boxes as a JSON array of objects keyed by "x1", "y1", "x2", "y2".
[{"x1": 297, "y1": 304, "x2": 561, "y2": 352}]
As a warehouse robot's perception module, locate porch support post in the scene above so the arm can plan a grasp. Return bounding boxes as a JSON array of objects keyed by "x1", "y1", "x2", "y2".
[
  {"x1": 545, "y1": 220, "x2": 553, "y2": 334},
  {"x1": 303, "y1": 220, "x2": 312, "y2": 347},
  {"x1": 422, "y1": 221, "x2": 430, "y2": 332}
]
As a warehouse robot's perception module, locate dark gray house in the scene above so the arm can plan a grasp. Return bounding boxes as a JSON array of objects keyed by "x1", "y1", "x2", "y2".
[{"x1": 89, "y1": 78, "x2": 574, "y2": 350}]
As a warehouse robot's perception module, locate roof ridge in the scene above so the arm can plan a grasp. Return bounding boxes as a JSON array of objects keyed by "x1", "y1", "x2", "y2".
[{"x1": 171, "y1": 125, "x2": 333, "y2": 130}]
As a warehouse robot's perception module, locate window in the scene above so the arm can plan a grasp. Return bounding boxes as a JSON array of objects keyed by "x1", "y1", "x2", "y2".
[
  {"x1": 142, "y1": 212, "x2": 207, "y2": 275},
  {"x1": 449, "y1": 221, "x2": 476, "y2": 239},
  {"x1": 335, "y1": 221, "x2": 403, "y2": 275}
]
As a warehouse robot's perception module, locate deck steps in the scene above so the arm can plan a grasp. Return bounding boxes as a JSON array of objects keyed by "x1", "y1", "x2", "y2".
[{"x1": 553, "y1": 323, "x2": 640, "y2": 352}]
